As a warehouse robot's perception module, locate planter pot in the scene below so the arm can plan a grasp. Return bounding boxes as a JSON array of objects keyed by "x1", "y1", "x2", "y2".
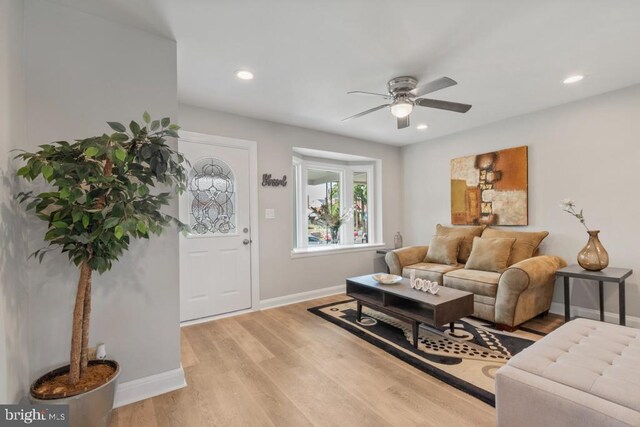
[{"x1": 30, "y1": 360, "x2": 120, "y2": 427}]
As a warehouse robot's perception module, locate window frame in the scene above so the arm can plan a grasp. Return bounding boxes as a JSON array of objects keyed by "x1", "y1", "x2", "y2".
[
  {"x1": 347, "y1": 164, "x2": 375, "y2": 246},
  {"x1": 292, "y1": 154, "x2": 382, "y2": 256}
]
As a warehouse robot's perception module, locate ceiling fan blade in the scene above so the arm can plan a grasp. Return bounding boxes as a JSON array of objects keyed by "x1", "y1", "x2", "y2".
[
  {"x1": 415, "y1": 98, "x2": 472, "y2": 113},
  {"x1": 411, "y1": 77, "x2": 457, "y2": 97},
  {"x1": 397, "y1": 115, "x2": 410, "y2": 129},
  {"x1": 342, "y1": 104, "x2": 389, "y2": 121},
  {"x1": 347, "y1": 91, "x2": 392, "y2": 99}
]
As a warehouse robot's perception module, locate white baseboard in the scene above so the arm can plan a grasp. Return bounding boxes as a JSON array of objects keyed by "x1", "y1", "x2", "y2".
[
  {"x1": 113, "y1": 366, "x2": 186, "y2": 408},
  {"x1": 549, "y1": 302, "x2": 640, "y2": 328},
  {"x1": 259, "y1": 284, "x2": 346, "y2": 310},
  {"x1": 180, "y1": 308, "x2": 255, "y2": 327},
  {"x1": 179, "y1": 285, "x2": 346, "y2": 328}
]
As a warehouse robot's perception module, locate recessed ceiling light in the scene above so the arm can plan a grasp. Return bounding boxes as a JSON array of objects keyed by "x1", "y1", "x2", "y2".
[
  {"x1": 416, "y1": 124, "x2": 428, "y2": 130},
  {"x1": 563, "y1": 75, "x2": 584, "y2": 84},
  {"x1": 235, "y1": 70, "x2": 254, "y2": 80}
]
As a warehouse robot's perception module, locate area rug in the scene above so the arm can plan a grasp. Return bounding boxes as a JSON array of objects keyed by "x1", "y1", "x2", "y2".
[{"x1": 308, "y1": 299, "x2": 545, "y2": 406}]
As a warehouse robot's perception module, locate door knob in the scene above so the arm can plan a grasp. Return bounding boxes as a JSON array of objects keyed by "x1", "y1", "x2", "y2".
[{"x1": 243, "y1": 239, "x2": 251, "y2": 245}]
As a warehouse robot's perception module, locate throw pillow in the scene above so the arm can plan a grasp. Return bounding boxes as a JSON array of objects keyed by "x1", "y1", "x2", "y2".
[
  {"x1": 481, "y1": 228, "x2": 549, "y2": 266},
  {"x1": 435, "y1": 224, "x2": 486, "y2": 263},
  {"x1": 465, "y1": 237, "x2": 516, "y2": 272},
  {"x1": 424, "y1": 236, "x2": 463, "y2": 266}
]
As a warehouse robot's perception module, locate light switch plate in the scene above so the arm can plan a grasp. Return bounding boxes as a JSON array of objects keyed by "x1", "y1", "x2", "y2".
[{"x1": 265, "y1": 208, "x2": 275, "y2": 219}]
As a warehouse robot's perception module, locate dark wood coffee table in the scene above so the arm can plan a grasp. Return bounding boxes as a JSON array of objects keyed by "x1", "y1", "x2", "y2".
[{"x1": 346, "y1": 274, "x2": 474, "y2": 348}]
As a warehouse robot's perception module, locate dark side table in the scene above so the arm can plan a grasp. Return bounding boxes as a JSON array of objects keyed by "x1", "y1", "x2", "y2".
[
  {"x1": 375, "y1": 248, "x2": 394, "y2": 255},
  {"x1": 556, "y1": 265, "x2": 633, "y2": 326}
]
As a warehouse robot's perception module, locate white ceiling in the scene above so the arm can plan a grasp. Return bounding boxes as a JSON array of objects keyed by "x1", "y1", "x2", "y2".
[{"x1": 47, "y1": 0, "x2": 640, "y2": 146}]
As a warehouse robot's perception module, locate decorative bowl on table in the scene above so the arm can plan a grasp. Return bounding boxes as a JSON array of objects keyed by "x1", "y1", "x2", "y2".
[{"x1": 372, "y1": 274, "x2": 402, "y2": 284}]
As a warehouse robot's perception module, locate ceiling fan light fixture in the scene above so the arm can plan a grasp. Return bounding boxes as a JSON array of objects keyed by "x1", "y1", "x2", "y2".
[
  {"x1": 343, "y1": 76, "x2": 470, "y2": 128},
  {"x1": 390, "y1": 100, "x2": 413, "y2": 118}
]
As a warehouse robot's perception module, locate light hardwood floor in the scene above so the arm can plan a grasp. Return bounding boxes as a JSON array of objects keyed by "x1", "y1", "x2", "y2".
[{"x1": 110, "y1": 294, "x2": 562, "y2": 427}]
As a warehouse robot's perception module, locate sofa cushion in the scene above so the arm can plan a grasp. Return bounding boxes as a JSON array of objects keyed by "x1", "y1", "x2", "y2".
[
  {"x1": 465, "y1": 236, "x2": 516, "y2": 272},
  {"x1": 507, "y1": 318, "x2": 640, "y2": 413},
  {"x1": 482, "y1": 228, "x2": 549, "y2": 266},
  {"x1": 403, "y1": 262, "x2": 463, "y2": 284},
  {"x1": 435, "y1": 224, "x2": 486, "y2": 263},
  {"x1": 443, "y1": 268, "x2": 501, "y2": 297},
  {"x1": 424, "y1": 235, "x2": 463, "y2": 265}
]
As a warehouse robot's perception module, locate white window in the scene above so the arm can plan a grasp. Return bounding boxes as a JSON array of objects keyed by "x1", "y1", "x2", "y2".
[{"x1": 292, "y1": 148, "x2": 383, "y2": 256}]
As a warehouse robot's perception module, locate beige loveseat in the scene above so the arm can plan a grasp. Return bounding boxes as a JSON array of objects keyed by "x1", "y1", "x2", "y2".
[{"x1": 385, "y1": 225, "x2": 567, "y2": 330}]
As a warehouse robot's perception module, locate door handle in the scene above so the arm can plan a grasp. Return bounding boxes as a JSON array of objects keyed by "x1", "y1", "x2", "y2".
[{"x1": 243, "y1": 239, "x2": 251, "y2": 245}]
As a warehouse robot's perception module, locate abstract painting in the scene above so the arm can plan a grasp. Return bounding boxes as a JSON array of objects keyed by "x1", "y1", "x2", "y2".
[{"x1": 451, "y1": 146, "x2": 528, "y2": 226}]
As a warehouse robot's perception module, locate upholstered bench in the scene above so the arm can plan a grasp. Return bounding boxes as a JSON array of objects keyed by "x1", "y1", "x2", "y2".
[{"x1": 496, "y1": 318, "x2": 640, "y2": 426}]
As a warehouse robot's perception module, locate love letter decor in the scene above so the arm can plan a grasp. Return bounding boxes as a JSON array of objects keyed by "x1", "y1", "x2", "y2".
[
  {"x1": 262, "y1": 174, "x2": 287, "y2": 187},
  {"x1": 409, "y1": 270, "x2": 440, "y2": 295}
]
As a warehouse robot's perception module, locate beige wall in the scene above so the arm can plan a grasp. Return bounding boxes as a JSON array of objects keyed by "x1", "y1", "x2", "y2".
[
  {"x1": 0, "y1": 0, "x2": 30, "y2": 404},
  {"x1": 24, "y1": 0, "x2": 181, "y2": 385},
  {"x1": 402, "y1": 84, "x2": 640, "y2": 318},
  {"x1": 179, "y1": 104, "x2": 403, "y2": 300}
]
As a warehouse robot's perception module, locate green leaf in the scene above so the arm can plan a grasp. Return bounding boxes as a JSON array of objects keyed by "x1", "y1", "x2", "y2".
[
  {"x1": 69, "y1": 188, "x2": 83, "y2": 202},
  {"x1": 82, "y1": 214, "x2": 90, "y2": 229},
  {"x1": 143, "y1": 111, "x2": 151, "y2": 124},
  {"x1": 140, "y1": 145, "x2": 152, "y2": 160},
  {"x1": 17, "y1": 166, "x2": 30, "y2": 177},
  {"x1": 165, "y1": 129, "x2": 179, "y2": 138},
  {"x1": 42, "y1": 165, "x2": 54, "y2": 180},
  {"x1": 115, "y1": 147, "x2": 127, "y2": 162},
  {"x1": 111, "y1": 132, "x2": 129, "y2": 142},
  {"x1": 26, "y1": 199, "x2": 39, "y2": 211},
  {"x1": 150, "y1": 120, "x2": 160, "y2": 131},
  {"x1": 72, "y1": 210, "x2": 83, "y2": 223},
  {"x1": 85, "y1": 147, "x2": 99, "y2": 157},
  {"x1": 52, "y1": 221, "x2": 67, "y2": 229},
  {"x1": 130, "y1": 120, "x2": 141, "y2": 135},
  {"x1": 107, "y1": 122, "x2": 126, "y2": 132},
  {"x1": 161, "y1": 117, "x2": 170, "y2": 128},
  {"x1": 168, "y1": 124, "x2": 181, "y2": 131},
  {"x1": 104, "y1": 217, "x2": 120, "y2": 229},
  {"x1": 114, "y1": 225, "x2": 124, "y2": 240},
  {"x1": 137, "y1": 221, "x2": 148, "y2": 234}
]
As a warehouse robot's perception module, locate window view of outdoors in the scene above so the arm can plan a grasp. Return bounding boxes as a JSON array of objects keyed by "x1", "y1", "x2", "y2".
[
  {"x1": 307, "y1": 169, "x2": 341, "y2": 245},
  {"x1": 353, "y1": 172, "x2": 368, "y2": 244}
]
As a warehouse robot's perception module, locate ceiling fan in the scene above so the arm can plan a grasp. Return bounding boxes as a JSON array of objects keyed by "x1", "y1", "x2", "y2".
[{"x1": 342, "y1": 76, "x2": 472, "y2": 129}]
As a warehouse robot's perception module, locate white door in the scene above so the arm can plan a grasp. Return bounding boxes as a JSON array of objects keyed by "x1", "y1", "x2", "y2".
[{"x1": 179, "y1": 136, "x2": 253, "y2": 322}]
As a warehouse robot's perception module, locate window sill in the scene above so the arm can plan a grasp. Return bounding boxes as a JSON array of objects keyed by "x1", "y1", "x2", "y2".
[{"x1": 291, "y1": 243, "x2": 386, "y2": 259}]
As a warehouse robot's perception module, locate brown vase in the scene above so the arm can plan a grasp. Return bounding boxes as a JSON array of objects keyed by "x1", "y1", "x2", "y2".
[{"x1": 577, "y1": 230, "x2": 609, "y2": 271}]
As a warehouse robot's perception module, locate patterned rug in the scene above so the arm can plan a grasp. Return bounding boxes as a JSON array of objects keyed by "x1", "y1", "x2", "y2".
[{"x1": 308, "y1": 299, "x2": 545, "y2": 406}]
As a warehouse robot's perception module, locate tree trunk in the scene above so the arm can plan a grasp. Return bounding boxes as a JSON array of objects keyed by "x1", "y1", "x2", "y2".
[
  {"x1": 69, "y1": 259, "x2": 91, "y2": 385},
  {"x1": 80, "y1": 270, "x2": 92, "y2": 375},
  {"x1": 69, "y1": 159, "x2": 110, "y2": 384}
]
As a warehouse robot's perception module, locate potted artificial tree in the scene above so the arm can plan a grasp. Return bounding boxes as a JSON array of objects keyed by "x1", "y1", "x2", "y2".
[{"x1": 15, "y1": 113, "x2": 187, "y2": 427}]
